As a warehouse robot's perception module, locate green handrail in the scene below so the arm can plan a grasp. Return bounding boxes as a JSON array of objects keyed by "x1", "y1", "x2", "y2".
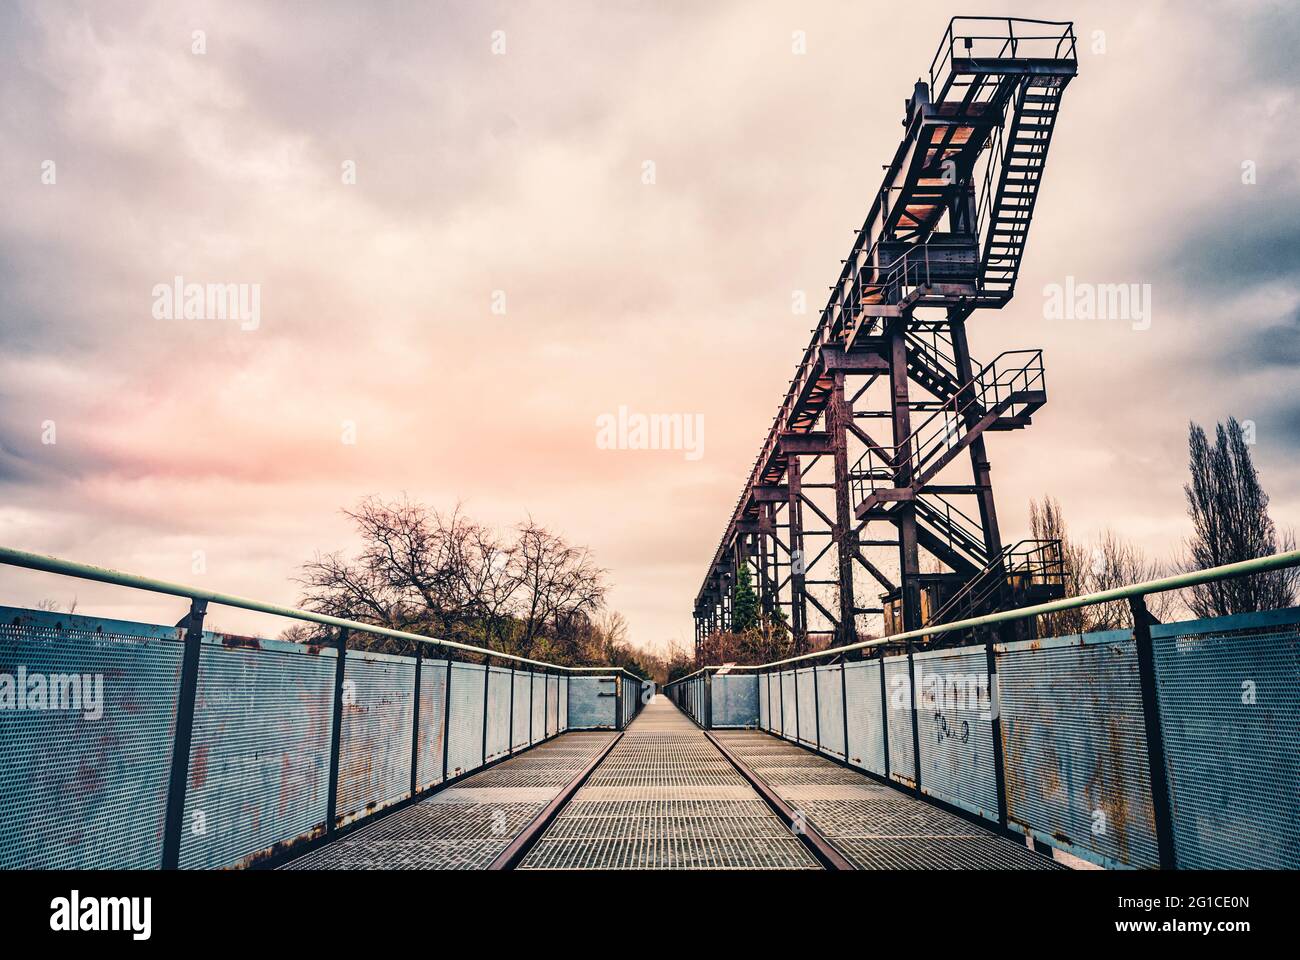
[
  {"x1": 666, "y1": 547, "x2": 1300, "y2": 685},
  {"x1": 0, "y1": 545, "x2": 645, "y2": 679}
]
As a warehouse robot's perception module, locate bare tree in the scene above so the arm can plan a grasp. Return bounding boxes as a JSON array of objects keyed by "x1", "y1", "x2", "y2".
[
  {"x1": 512, "y1": 519, "x2": 607, "y2": 658},
  {"x1": 1182, "y1": 418, "x2": 1298, "y2": 617}
]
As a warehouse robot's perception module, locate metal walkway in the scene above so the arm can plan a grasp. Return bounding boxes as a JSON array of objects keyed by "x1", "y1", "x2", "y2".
[
  {"x1": 518, "y1": 696, "x2": 819, "y2": 869},
  {"x1": 281, "y1": 731, "x2": 617, "y2": 870},
  {"x1": 713, "y1": 731, "x2": 1062, "y2": 870}
]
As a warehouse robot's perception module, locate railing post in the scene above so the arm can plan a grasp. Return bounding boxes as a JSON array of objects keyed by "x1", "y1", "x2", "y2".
[
  {"x1": 324, "y1": 627, "x2": 348, "y2": 833},
  {"x1": 878, "y1": 654, "x2": 891, "y2": 778},
  {"x1": 840, "y1": 658, "x2": 850, "y2": 761},
  {"x1": 161, "y1": 597, "x2": 207, "y2": 869},
  {"x1": 441, "y1": 653, "x2": 453, "y2": 783},
  {"x1": 1131, "y1": 595, "x2": 1177, "y2": 868},
  {"x1": 480, "y1": 654, "x2": 491, "y2": 764},
  {"x1": 507, "y1": 665, "x2": 516, "y2": 755},
  {"x1": 792, "y1": 668, "x2": 799, "y2": 742},
  {"x1": 986, "y1": 640, "x2": 1008, "y2": 828},
  {"x1": 409, "y1": 644, "x2": 422, "y2": 798},
  {"x1": 543, "y1": 666, "x2": 550, "y2": 738},
  {"x1": 812, "y1": 663, "x2": 822, "y2": 752},
  {"x1": 704, "y1": 671, "x2": 713, "y2": 730},
  {"x1": 907, "y1": 648, "x2": 923, "y2": 796},
  {"x1": 529, "y1": 667, "x2": 536, "y2": 741}
]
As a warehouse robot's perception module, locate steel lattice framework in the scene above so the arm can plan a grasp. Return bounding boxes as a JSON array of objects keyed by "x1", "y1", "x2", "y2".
[{"x1": 694, "y1": 18, "x2": 1079, "y2": 653}]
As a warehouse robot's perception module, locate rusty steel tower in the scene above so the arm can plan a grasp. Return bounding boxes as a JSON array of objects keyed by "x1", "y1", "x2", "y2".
[{"x1": 694, "y1": 18, "x2": 1078, "y2": 653}]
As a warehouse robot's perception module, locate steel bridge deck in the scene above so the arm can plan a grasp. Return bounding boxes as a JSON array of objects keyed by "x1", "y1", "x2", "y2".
[
  {"x1": 280, "y1": 731, "x2": 617, "y2": 870},
  {"x1": 518, "y1": 697, "x2": 819, "y2": 869},
  {"x1": 713, "y1": 730, "x2": 1064, "y2": 870}
]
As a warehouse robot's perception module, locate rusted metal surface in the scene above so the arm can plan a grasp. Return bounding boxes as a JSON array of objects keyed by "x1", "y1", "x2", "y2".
[
  {"x1": 336, "y1": 650, "x2": 416, "y2": 826},
  {"x1": 844, "y1": 660, "x2": 886, "y2": 775},
  {"x1": 567, "y1": 675, "x2": 617, "y2": 729},
  {"x1": 414, "y1": 660, "x2": 448, "y2": 791},
  {"x1": 815, "y1": 665, "x2": 845, "y2": 759},
  {"x1": 0, "y1": 607, "x2": 183, "y2": 869},
  {"x1": 996, "y1": 629, "x2": 1158, "y2": 869},
  {"x1": 446, "y1": 663, "x2": 486, "y2": 777},
  {"x1": 914, "y1": 644, "x2": 998, "y2": 823},
  {"x1": 179, "y1": 634, "x2": 337, "y2": 868},
  {"x1": 884, "y1": 655, "x2": 916, "y2": 787},
  {"x1": 1152, "y1": 608, "x2": 1300, "y2": 868},
  {"x1": 711, "y1": 674, "x2": 759, "y2": 728},
  {"x1": 485, "y1": 666, "x2": 511, "y2": 761}
]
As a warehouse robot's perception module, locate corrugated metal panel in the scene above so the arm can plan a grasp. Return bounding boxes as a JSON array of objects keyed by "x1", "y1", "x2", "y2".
[
  {"x1": 485, "y1": 667, "x2": 511, "y2": 761},
  {"x1": 531, "y1": 673, "x2": 545, "y2": 742},
  {"x1": 0, "y1": 607, "x2": 183, "y2": 869},
  {"x1": 758, "y1": 673, "x2": 769, "y2": 730},
  {"x1": 568, "y1": 676, "x2": 616, "y2": 728},
  {"x1": 1152, "y1": 608, "x2": 1300, "y2": 869},
  {"x1": 179, "y1": 635, "x2": 336, "y2": 868},
  {"x1": 795, "y1": 668, "x2": 818, "y2": 746},
  {"x1": 337, "y1": 650, "x2": 415, "y2": 824},
  {"x1": 547, "y1": 675, "x2": 560, "y2": 736},
  {"x1": 884, "y1": 655, "x2": 916, "y2": 787},
  {"x1": 844, "y1": 660, "x2": 886, "y2": 775},
  {"x1": 558, "y1": 676, "x2": 568, "y2": 731},
  {"x1": 780, "y1": 671, "x2": 796, "y2": 741},
  {"x1": 914, "y1": 644, "x2": 997, "y2": 823},
  {"x1": 446, "y1": 663, "x2": 486, "y2": 778},
  {"x1": 816, "y1": 665, "x2": 845, "y2": 759},
  {"x1": 415, "y1": 659, "x2": 448, "y2": 790},
  {"x1": 511, "y1": 670, "x2": 530, "y2": 748},
  {"x1": 712, "y1": 674, "x2": 759, "y2": 728},
  {"x1": 996, "y1": 630, "x2": 1158, "y2": 869}
]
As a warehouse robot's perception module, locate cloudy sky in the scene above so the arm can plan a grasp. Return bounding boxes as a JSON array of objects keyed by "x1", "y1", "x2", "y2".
[{"x1": 1, "y1": 0, "x2": 1297, "y2": 652}]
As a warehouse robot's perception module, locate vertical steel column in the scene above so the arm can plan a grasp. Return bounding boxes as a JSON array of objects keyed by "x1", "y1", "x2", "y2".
[
  {"x1": 889, "y1": 319, "x2": 922, "y2": 632},
  {"x1": 830, "y1": 369, "x2": 858, "y2": 645},
  {"x1": 543, "y1": 666, "x2": 550, "y2": 738},
  {"x1": 1131, "y1": 595, "x2": 1177, "y2": 868},
  {"x1": 787, "y1": 455, "x2": 808, "y2": 649},
  {"x1": 326, "y1": 627, "x2": 349, "y2": 831},
  {"x1": 528, "y1": 667, "x2": 535, "y2": 742},
  {"x1": 878, "y1": 654, "x2": 891, "y2": 777},
  {"x1": 409, "y1": 645, "x2": 422, "y2": 797},
  {"x1": 949, "y1": 312, "x2": 1004, "y2": 561},
  {"x1": 161, "y1": 598, "x2": 207, "y2": 869},
  {"x1": 812, "y1": 662, "x2": 822, "y2": 751},
  {"x1": 840, "y1": 658, "x2": 850, "y2": 760}
]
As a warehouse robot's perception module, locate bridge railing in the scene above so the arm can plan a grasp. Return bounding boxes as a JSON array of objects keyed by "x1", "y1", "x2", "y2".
[
  {"x1": 666, "y1": 549, "x2": 1300, "y2": 870},
  {"x1": 0, "y1": 547, "x2": 645, "y2": 870}
]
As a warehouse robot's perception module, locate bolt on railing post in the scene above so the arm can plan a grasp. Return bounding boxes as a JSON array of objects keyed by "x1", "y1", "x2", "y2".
[
  {"x1": 325, "y1": 627, "x2": 348, "y2": 833},
  {"x1": 161, "y1": 597, "x2": 207, "y2": 869},
  {"x1": 1131, "y1": 595, "x2": 1177, "y2": 868}
]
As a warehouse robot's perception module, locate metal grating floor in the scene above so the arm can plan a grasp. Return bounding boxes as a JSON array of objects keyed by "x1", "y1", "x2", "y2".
[
  {"x1": 714, "y1": 731, "x2": 1064, "y2": 870},
  {"x1": 281, "y1": 731, "x2": 616, "y2": 870},
  {"x1": 519, "y1": 698, "x2": 819, "y2": 870}
]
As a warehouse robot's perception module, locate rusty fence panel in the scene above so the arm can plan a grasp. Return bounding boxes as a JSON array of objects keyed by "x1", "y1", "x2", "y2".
[
  {"x1": 531, "y1": 672, "x2": 545, "y2": 741},
  {"x1": 844, "y1": 660, "x2": 886, "y2": 775},
  {"x1": 1152, "y1": 608, "x2": 1300, "y2": 869},
  {"x1": 795, "y1": 667, "x2": 817, "y2": 747},
  {"x1": 446, "y1": 662, "x2": 486, "y2": 778},
  {"x1": 485, "y1": 666, "x2": 511, "y2": 762},
  {"x1": 568, "y1": 675, "x2": 617, "y2": 728},
  {"x1": 546, "y1": 675, "x2": 559, "y2": 736},
  {"x1": 510, "y1": 670, "x2": 529, "y2": 748},
  {"x1": 0, "y1": 607, "x2": 184, "y2": 869},
  {"x1": 914, "y1": 644, "x2": 998, "y2": 824},
  {"x1": 179, "y1": 634, "x2": 336, "y2": 868},
  {"x1": 815, "y1": 664, "x2": 845, "y2": 759},
  {"x1": 996, "y1": 629, "x2": 1159, "y2": 869},
  {"x1": 415, "y1": 659, "x2": 448, "y2": 791},
  {"x1": 711, "y1": 674, "x2": 759, "y2": 728},
  {"x1": 780, "y1": 670, "x2": 796, "y2": 741},
  {"x1": 336, "y1": 650, "x2": 416, "y2": 826},
  {"x1": 883, "y1": 655, "x2": 916, "y2": 788}
]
